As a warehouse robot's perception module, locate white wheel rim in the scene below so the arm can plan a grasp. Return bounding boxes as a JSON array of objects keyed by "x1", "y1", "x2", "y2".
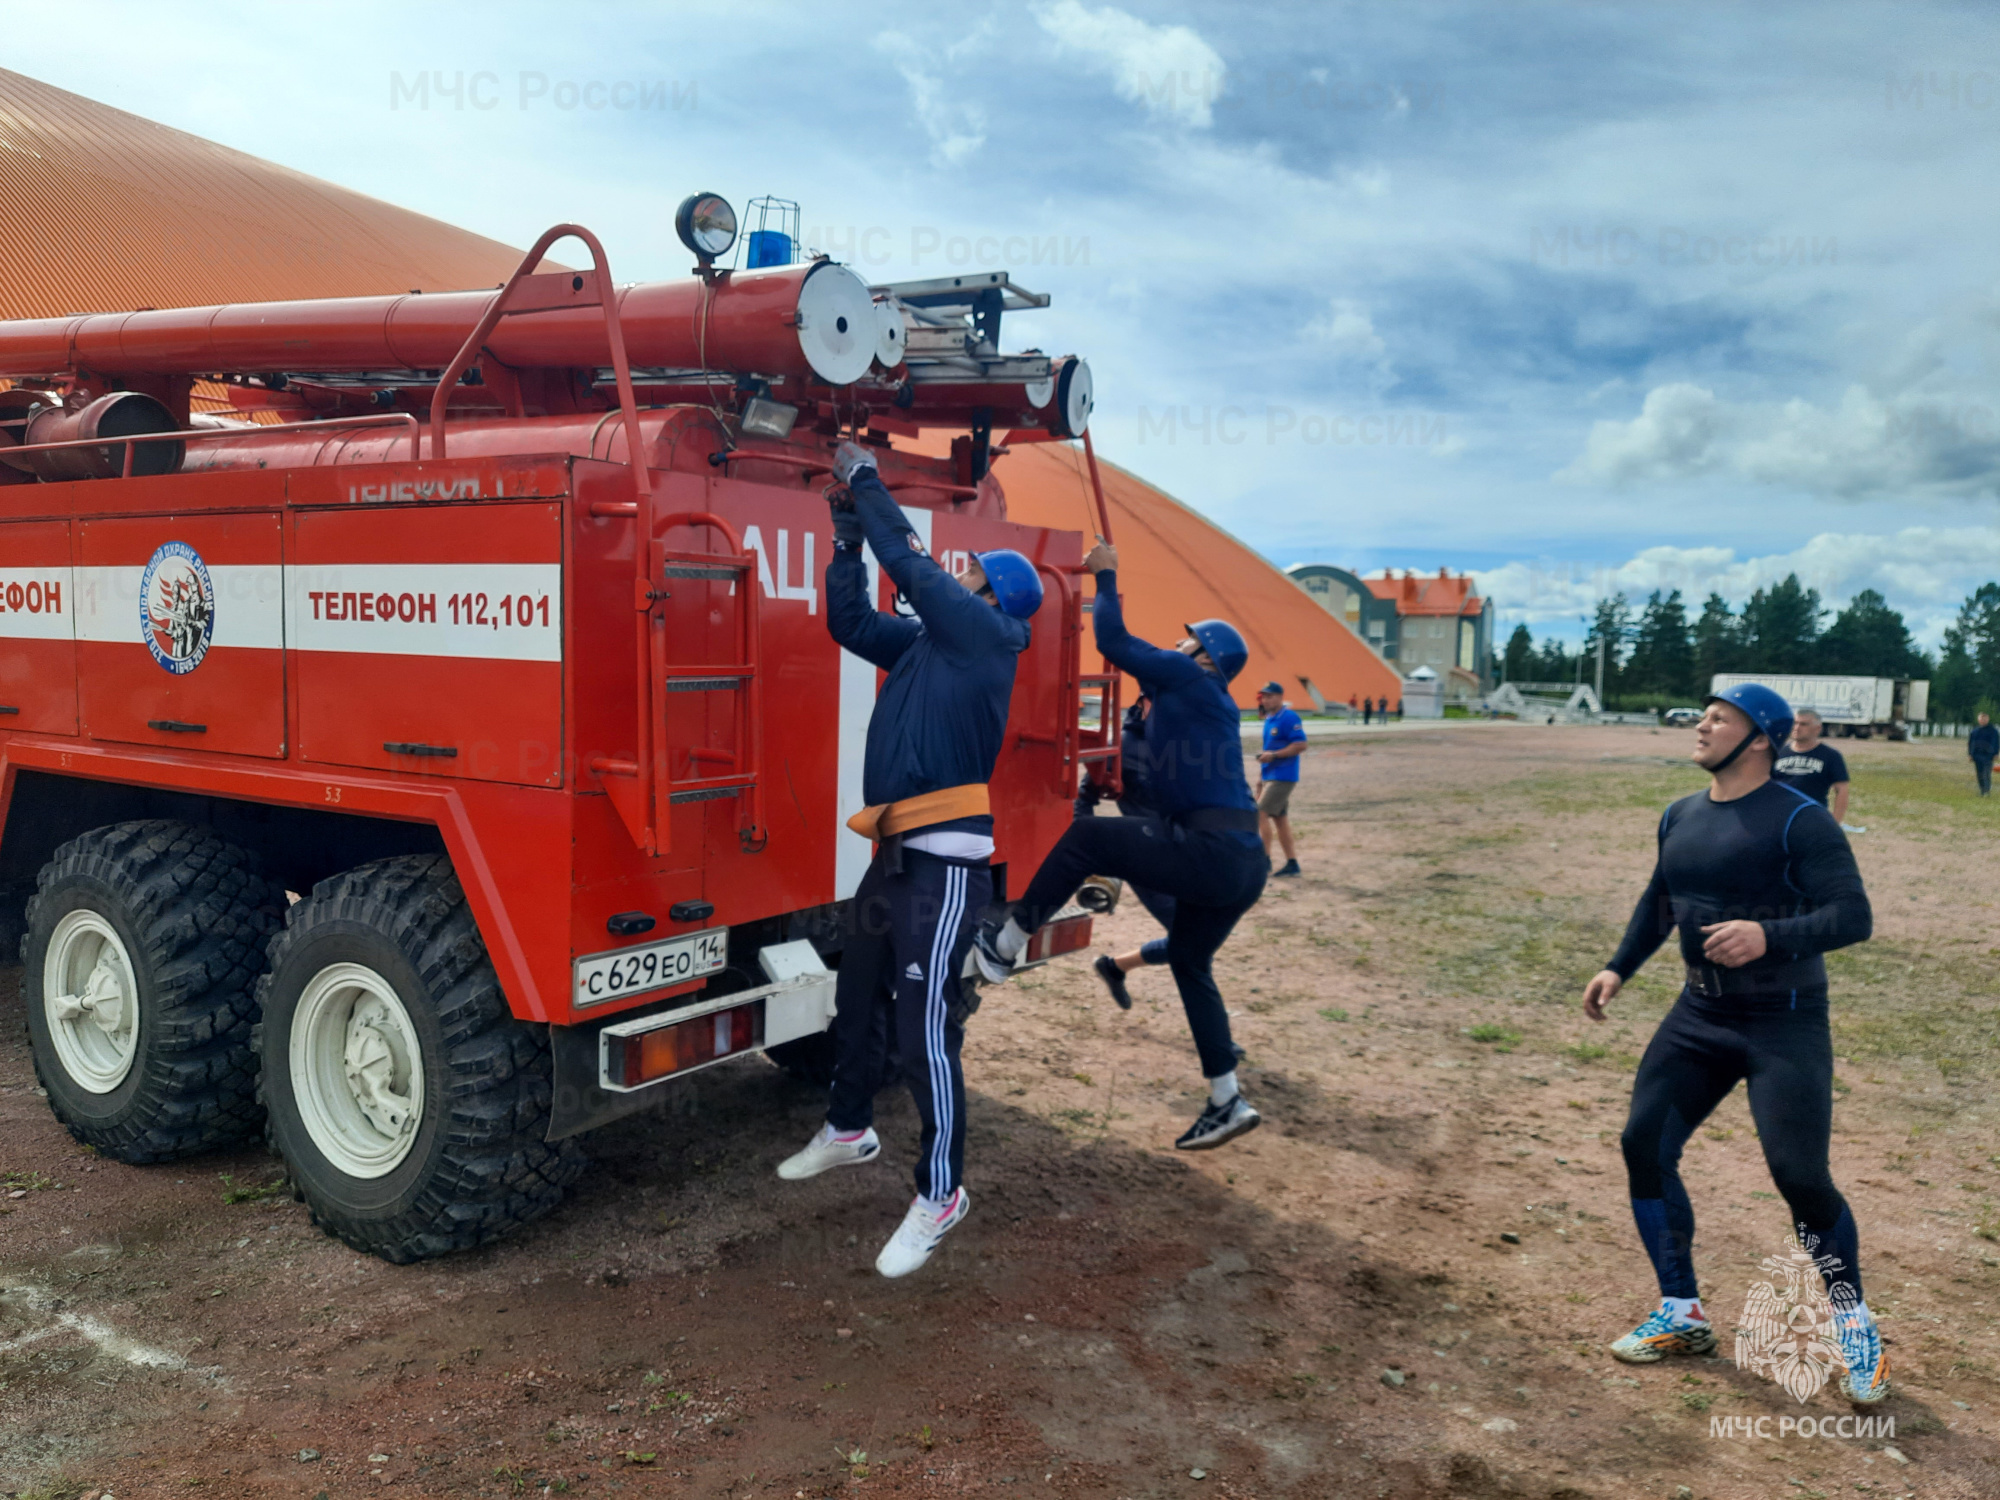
[
  {"x1": 289, "y1": 962, "x2": 426, "y2": 1179},
  {"x1": 43, "y1": 910, "x2": 141, "y2": 1093}
]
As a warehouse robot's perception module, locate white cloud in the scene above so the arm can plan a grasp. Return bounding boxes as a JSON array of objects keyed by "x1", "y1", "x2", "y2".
[
  {"x1": 1559, "y1": 381, "x2": 2000, "y2": 498},
  {"x1": 1306, "y1": 298, "x2": 1387, "y2": 362},
  {"x1": 1034, "y1": 0, "x2": 1225, "y2": 128},
  {"x1": 875, "y1": 31, "x2": 987, "y2": 166},
  {"x1": 1475, "y1": 526, "x2": 2000, "y2": 647}
]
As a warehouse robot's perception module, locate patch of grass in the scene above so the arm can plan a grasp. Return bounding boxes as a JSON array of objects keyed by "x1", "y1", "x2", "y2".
[
  {"x1": 2, "y1": 1169, "x2": 59, "y2": 1193},
  {"x1": 1564, "y1": 1041, "x2": 1610, "y2": 1063},
  {"x1": 1319, "y1": 1007, "x2": 1349, "y2": 1022},
  {"x1": 1466, "y1": 1024, "x2": 1522, "y2": 1051},
  {"x1": 1679, "y1": 1390, "x2": 1716, "y2": 1412},
  {"x1": 218, "y1": 1172, "x2": 288, "y2": 1205}
]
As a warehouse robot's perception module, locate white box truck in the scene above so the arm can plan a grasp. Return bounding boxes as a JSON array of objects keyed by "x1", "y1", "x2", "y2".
[{"x1": 1708, "y1": 673, "x2": 1929, "y2": 740}]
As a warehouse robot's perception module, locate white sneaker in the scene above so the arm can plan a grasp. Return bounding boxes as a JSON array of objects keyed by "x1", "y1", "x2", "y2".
[
  {"x1": 776, "y1": 1123, "x2": 880, "y2": 1181},
  {"x1": 875, "y1": 1187, "x2": 970, "y2": 1278}
]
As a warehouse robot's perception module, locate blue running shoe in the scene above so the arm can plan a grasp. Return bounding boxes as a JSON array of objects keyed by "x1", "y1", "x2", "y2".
[
  {"x1": 1835, "y1": 1308, "x2": 1890, "y2": 1405},
  {"x1": 1609, "y1": 1302, "x2": 1716, "y2": 1364}
]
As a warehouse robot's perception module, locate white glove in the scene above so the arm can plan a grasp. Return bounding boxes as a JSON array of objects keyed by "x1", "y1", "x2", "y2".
[{"x1": 832, "y1": 440, "x2": 878, "y2": 487}]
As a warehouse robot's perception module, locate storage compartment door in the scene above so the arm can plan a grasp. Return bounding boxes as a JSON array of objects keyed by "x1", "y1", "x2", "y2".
[
  {"x1": 75, "y1": 514, "x2": 286, "y2": 758},
  {"x1": 0, "y1": 520, "x2": 78, "y2": 734},
  {"x1": 292, "y1": 502, "x2": 563, "y2": 787}
]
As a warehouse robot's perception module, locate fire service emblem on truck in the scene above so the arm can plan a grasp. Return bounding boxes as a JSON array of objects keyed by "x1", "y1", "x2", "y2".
[{"x1": 139, "y1": 541, "x2": 215, "y2": 675}]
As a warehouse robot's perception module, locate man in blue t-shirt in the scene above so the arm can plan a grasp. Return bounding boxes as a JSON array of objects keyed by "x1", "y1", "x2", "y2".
[
  {"x1": 1772, "y1": 708, "x2": 1851, "y2": 824},
  {"x1": 1256, "y1": 681, "x2": 1307, "y2": 877}
]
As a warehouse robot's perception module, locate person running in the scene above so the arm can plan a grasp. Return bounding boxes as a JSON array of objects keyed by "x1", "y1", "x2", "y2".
[
  {"x1": 1969, "y1": 712, "x2": 1997, "y2": 797},
  {"x1": 1582, "y1": 683, "x2": 1885, "y2": 1403},
  {"x1": 1256, "y1": 680, "x2": 1306, "y2": 876},
  {"x1": 972, "y1": 540, "x2": 1267, "y2": 1150},
  {"x1": 775, "y1": 440, "x2": 1042, "y2": 1279},
  {"x1": 1773, "y1": 708, "x2": 1851, "y2": 825}
]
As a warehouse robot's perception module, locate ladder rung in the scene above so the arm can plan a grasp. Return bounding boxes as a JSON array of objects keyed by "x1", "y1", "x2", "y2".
[
  {"x1": 660, "y1": 563, "x2": 745, "y2": 580},
  {"x1": 669, "y1": 785, "x2": 744, "y2": 805}
]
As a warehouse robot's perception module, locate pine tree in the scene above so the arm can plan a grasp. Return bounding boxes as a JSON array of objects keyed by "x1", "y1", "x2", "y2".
[
  {"x1": 1581, "y1": 595, "x2": 1634, "y2": 693},
  {"x1": 1739, "y1": 574, "x2": 1824, "y2": 671},
  {"x1": 1935, "y1": 583, "x2": 2000, "y2": 717},
  {"x1": 1502, "y1": 623, "x2": 1535, "y2": 682},
  {"x1": 1625, "y1": 589, "x2": 1695, "y2": 698},
  {"x1": 1691, "y1": 593, "x2": 1739, "y2": 690},
  {"x1": 1817, "y1": 589, "x2": 1930, "y2": 678}
]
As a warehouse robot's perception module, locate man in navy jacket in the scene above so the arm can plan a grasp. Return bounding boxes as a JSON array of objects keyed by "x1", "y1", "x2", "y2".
[
  {"x1": 775, "y1": 441, "x2": 1041, "y2": 1280},
  {"x1": 975, "y1": 540, "x2": 1268, "y2": 1151}
]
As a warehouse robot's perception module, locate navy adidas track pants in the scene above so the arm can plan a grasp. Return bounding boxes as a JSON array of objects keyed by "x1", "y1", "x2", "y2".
[{"x1": 827, "y1": 848, "x2": 988, "y2": 1203}]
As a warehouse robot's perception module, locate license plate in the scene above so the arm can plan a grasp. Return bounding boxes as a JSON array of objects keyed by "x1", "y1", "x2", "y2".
[{"x1": 574, "y1": 927, "x2": 728, "y2": 1009}]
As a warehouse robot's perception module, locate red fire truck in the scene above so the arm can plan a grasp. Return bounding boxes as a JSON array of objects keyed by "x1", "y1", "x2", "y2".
[{"x1": 0, "y1": 205, "x2": 1114, "y2": 1261}]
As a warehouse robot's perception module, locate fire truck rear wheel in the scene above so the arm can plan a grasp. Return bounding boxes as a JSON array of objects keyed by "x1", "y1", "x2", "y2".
[
  {"x1": 20, "y1": 821, "x2": 285, "y2": 1163},
  {"x1": 254, "y1": 854, "x2": 583, "y2": 1264}
]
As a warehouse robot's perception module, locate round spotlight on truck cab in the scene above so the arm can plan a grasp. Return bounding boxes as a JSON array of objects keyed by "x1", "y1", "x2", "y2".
[{"x1": 674, "y1": 192, "x2": 738, "y2": 263}]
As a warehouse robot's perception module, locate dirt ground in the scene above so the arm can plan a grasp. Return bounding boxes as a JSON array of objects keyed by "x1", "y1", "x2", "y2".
[{"x1": 3, "y1": 724, "x2": 1998, "y2": 1500}]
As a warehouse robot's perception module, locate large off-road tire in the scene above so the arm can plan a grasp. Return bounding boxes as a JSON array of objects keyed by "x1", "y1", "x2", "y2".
[
  {"x1": 254, "y1": 855, "x2": 583, "y2": 1263},
  {"x1": 21, "y1": 821, "x2": 285, "y2": 1162}
]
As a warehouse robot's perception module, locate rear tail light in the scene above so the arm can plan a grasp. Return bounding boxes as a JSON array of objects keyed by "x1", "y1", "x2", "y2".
[
  {"x1": 604, "y1": 999, "x2": 765, "y2": 1089},
  {"x1": 1025, "y1": 907, "x2": 1092, "y2": 963}
]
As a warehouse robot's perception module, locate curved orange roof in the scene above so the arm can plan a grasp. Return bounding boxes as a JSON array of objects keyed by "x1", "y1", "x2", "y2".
[
  {"x1": 0, "y1": 69, "x2": 539, "y2": 318},
  {"x1": 988, "y1": 441, "x2": 1404, "y2": 709},
  {"x1": 0, "y1": 69, "x2": 1392, "y2": 711}
]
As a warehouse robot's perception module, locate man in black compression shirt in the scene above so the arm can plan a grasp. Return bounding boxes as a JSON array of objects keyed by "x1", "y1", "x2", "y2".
[{"x1": 1581, "y1": 682, "x2": 1887, "y2": 1404}]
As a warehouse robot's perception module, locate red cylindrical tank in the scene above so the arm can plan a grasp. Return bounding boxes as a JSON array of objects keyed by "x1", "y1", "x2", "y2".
[
  {"x1": 0, "y1": 391, "x2": 185, "y2": 481},
  {"x1": 0, "y1": 262, "x2": 880, "y2": 387}
]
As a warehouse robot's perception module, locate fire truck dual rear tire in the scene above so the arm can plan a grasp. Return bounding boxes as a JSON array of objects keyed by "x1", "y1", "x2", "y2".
[
  {"x1": 254, "y1": 855, "x2": 583, "y2": 1264},
  {"x1": 20, "y1": 821, "x2": 286, "y2": 1163}
]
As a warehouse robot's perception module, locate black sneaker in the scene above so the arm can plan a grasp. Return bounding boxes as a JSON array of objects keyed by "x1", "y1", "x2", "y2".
[
  {"x1": 1093, "y1": 954, "x2": 1133, "y2": 1010},
  {"x1": 1175, "y1": 1094, "x2": 1261, "y2": 1151},
  {"x1": 969, "y1": 924, "x2": 1014, "y2": 984},
  {"x1": 1274, "y1": 859, "x2": 1301, "y2": 878}
]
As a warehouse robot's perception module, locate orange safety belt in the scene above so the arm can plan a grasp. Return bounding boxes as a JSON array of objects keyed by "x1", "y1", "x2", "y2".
[{"x1": 845, "y1": 782, "x2": 991, "y2": 841}]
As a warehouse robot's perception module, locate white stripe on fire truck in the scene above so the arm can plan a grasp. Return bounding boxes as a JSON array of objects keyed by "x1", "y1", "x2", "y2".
[
  {"x1": 74, "y1": 565, "x2": 284, "y2": 649},
  {"x1": 834, "y1": 506, "x2": 933, "y2": 901},
  {"x1": 0, "y1": 567, "x2": 76, "y2": 640},
  {"x1": 285, "y1": 564, "x2": 562, "y2": 663}
]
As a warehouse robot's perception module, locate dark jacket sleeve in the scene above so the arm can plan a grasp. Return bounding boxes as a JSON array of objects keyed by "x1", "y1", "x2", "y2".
[
  {"x1": 1762, "y1": 806, "x2": 1873, "y2": 957},
  {"x1": 1607, "y1": 859, "x2": 1674, "y2": 980},
  {"x1": 1091, "y1": 570, "x2": 1207, "y2": 689},
  {"x1": 850, "y1": 470, "x2": 1009, "y2": 662},
  {"x1": 1608, "y1": 806, "x2": 1675, "y2": 979},
  {"x1": 825, "y1": 542, "x2": 920, "y2": 672}
]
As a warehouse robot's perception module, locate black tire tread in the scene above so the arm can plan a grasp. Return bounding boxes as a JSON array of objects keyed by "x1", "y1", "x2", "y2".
[
  {"x1": 255, "y1": 854, "x2": 583, "y2": 1263},
  {"x1": 23, "y1": 820, "x2": 286, "y2": 1162}
]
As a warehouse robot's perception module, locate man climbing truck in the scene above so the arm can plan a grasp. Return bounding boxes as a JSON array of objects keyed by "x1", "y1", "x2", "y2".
[{"x1": 0, "y1": 206, "x2": 1103, "y2": 1262}]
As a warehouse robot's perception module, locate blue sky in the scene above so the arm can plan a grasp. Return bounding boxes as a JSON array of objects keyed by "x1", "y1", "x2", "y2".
[{"x1": 11, "y1": 1, "x2": 2000, "y2": 647}]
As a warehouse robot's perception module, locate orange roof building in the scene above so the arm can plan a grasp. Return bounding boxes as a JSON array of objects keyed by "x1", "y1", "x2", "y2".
[
  {"x1": 0, "y1": 69, "x2": 535, "y2": 318},
  {"x1": 1289, "y1": 563, "x2": 1494, "y2": 700},
  {"x1": 0, "y1": 67, "x2": 1397, "y2": 712},
  {"x1": 989, "y1": 444, "x2": 1403, "y2": 710}
]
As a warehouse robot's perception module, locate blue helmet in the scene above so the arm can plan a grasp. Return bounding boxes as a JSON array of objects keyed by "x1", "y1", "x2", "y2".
[
  {"x1": 1185, "y1": 618, "x2": 1248, "y2": 683},
  {"x1": 972, "y1": 549, "x2": 1043, "y2": 619},
  {"x1": 1703, "y1": 682, "x2": 1794, "y2": 759}
]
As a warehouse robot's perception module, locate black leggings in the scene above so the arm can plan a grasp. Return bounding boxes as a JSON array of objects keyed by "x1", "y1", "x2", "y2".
[
  {"x1": 1621, "y1": 992, "x2": 1862, "y2": 1304},
  {"x1": 1013, "y1": 816, "x2": 1265, "y2": 1078}
]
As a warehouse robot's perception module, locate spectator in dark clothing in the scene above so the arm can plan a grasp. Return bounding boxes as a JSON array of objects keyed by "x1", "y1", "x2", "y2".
[
  {"x1": 1362, "y1": 695, "x2": 1374, "y2": 725},
  {"x1": 1773, "y1": 708, "x2": 1851, "y2": 824},
  {"x1": 1971, "y1": 712, "x2": 1998, "y2": 797}
]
